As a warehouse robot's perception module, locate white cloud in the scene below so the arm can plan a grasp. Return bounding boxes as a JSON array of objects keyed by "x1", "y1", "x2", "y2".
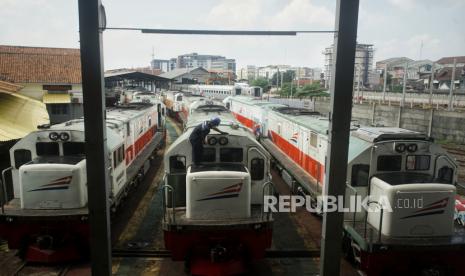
[
  {"x1": 269, "y1": 0, "x2": 334, "y2": 29},
  {"x1": 204, "y1": 0, "x2": 263, "y2": 28},
  {"x1": 387, "y1": 0, "x2": 416, "y2": 11}
]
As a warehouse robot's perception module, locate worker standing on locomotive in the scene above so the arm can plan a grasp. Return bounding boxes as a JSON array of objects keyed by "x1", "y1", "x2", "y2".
[{"x1": 189, "y1": 117, "x2": 228, "y2": 165}]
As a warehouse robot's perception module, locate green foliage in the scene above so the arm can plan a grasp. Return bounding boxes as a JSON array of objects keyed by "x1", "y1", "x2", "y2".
[
  {"x1": 271, "y1": 70, "x2": 295, "y2": 85},
  {"x1": 251, "y1": 78, "x2": 270, "y2": 92}
]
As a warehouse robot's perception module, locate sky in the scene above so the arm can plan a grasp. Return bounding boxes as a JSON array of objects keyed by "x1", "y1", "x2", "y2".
[{"x1": 1, "y1": 0, "x2": 464, "y2": 70}]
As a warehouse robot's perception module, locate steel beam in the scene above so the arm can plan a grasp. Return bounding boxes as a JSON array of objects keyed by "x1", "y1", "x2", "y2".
[
  {"x1": 78, "y1": 0, "x2": 112, "y2": 275},
  {"x1": 319, "y1": 1, "x2": 359, "y2": 275}
]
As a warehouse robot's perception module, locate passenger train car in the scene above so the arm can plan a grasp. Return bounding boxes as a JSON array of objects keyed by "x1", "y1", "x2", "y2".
[
  {"x1": 188, "y1": 83, "x2": 263, "y2": 100},
  {"x1": 0, "y1": 101, "x2": 165, "y2": 262},
  {"x1": 225, "y1": 96, "x2": 465, "y2": 275},
  {"x1": 163, "y1": 91, "x2": 207, "y2": 124},
  {"x1": 162, "y1": 100, "x2": 274, "y2": 275}
]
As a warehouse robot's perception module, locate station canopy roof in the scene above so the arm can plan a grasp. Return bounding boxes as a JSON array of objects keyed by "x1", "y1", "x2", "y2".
[{"x1": 104, "y1": 71, "x2": 171, "y2": 82}]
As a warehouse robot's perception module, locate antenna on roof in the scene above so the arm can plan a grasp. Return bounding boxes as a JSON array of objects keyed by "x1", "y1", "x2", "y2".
[
  {"x1": 151, "y1": 46, "x2": 155, "y2": 75},
  {"x1": 419, "y1": 40, "x2": 423, "y2": 60}
]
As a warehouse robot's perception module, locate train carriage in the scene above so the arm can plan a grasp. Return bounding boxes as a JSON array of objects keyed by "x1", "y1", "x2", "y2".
[
  {"x1": 162, "y1": 100, "x2": 274, "y2": 275},
  {"x1": 0, "y1": 101, "x2": 165, "y2": 262},
  {"x1": 225, "y1": 95, "x2": 465, "y2": 275}
]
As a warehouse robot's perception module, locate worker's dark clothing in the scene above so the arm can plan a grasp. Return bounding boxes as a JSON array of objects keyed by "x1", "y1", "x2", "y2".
[{"x1": 189, "y1": 121, "x2": 212, "y2": 165}]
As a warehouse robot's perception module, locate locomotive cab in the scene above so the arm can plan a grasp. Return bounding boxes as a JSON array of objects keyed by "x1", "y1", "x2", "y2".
[{"x1": 347, "y1": 127, "x2": 458, "y2": 238}]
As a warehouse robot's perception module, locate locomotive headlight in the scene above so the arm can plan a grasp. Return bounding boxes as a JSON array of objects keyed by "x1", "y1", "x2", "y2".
[
  {"x1": 219, "y1": 137, "x2": 229, "y2": 146},
  {"x1": 59, "y1": 132, "x2": 70, "y2": 141},
  {"x1": 207, "y1": 137, "x2": 217, "y2": 145},
  {"x1": 49, "y1": 132, "x2": 59, "y2": 141},
  {"x1": 407, "y1": 143, "x2": 418, "y2": 152},
  {"x1": 395, "y1": 143, "x2": 406, "y2": 153}
]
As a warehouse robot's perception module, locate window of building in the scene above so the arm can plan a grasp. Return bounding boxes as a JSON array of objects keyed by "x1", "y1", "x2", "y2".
[
  {"x1": 377, "y1": 155, "x2": 402, "y2": 171},
  {"x1": 63, "y1": 142, "x2": 85, "y2": 155},
  {"x1": 406, "y1": 155, "x2": 430, "y2": 171},
  {"x1": 251, "y1": 158, "x2": 265, "y2": 180},
  {"x1": 14, "y1": 149, "x2": 32, "y2": 169},
  {"x1": 220, "y1": 148, "x2": 243, "y2": 162},
  {"x1": 202, "y1": 148, "x2": 216, "y2": 162},
  {"x1": 36, "y1": 142, "x2": 59, "y2": 156},
  {"x1": 50, "y1": 104, "x2": 69, "y2": 115},
  {"x1": 310, "y1": 132, "x2": 318, "y2": 148},
  {"x1": 351, "y1": 164, "x2": 370, "y2": 187}
]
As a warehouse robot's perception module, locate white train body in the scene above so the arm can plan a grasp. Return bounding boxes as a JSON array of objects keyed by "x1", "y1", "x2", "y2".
[
  {"x1": 225, "y1": 96, "x2": 459, "y2": 238},
  {"x1": 131, "y1": 91, "x2": 166, "y2": 130},
  {"x1": 8, "y1": 102, "x2": 163, "y2": 210},
  {"x1": 179, "y1": 83, "x2": 263, "y2": 100}
]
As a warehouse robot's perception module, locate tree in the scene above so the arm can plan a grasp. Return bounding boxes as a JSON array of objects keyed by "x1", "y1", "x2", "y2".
[
  {"x1": 294, "y1": 83, "x2": 328, "y2": 98},
  {"x1": 271, "y1": 70, "x2": 295, "y2": 86},
  {"x1": 251, "y1": 78, "x2": 270, "y2": 92}
]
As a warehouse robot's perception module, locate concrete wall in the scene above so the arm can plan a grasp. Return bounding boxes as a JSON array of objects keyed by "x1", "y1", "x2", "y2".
[
  {"x1": 315, "y1": 98, "x2": 465, "y2": 144},
  {"x1": 18, "y1": 83, "x2": 82, "y2": 101}
]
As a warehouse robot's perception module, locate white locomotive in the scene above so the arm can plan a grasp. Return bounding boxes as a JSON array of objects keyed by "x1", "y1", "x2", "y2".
[
  {"x1": 0, "y1": 100, "x2": 165, "y2": 262},
  {"x1": 162, "y1": 99, "x2": 273, "y2": 274},
  {"x1": 225, "y1": 95, "x2": 465, "y2": 275}
]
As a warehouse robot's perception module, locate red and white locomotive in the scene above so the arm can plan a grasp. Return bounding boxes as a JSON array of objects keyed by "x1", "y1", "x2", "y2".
[
  {"x1": 225, "y1": 95, "x2": 465, "y2": 275},
  {"x1": 0, "y1": 100, "x2": 165, "y2": 262},
  {"x1": 162, "y1": 99, "x2": 273, "y2": 275}
]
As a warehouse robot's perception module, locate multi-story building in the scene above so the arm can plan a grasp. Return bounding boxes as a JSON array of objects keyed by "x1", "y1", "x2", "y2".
[
  {"x1": 174, "y1": 53, "x2": 236, "y2": 75},
  {"x1": 324, "y1": 43, "x2": 374, "y2": 89},
  {"x1": 257, "y1": 65, "x2": 291, "y2": 79},
  {"x1": 151, "y1": 59, "x2": 170, "y2": 72}
]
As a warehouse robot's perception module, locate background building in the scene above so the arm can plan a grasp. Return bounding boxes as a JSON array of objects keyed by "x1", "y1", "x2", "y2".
[
  {"x1": 0, "y1": 45, "x2": 83, "y2": 124},
  {"x1": 324, "y1": 43, "x2": 375, "y2": 89},
  {"x1": 160, "y1": 67, "x2": 211, "y2": 84}
]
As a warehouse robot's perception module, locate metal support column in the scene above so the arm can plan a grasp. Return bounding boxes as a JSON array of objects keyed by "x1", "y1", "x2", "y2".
[
  {"x1": 319, "y1": 1, "x2": 359, "y2": 275},
  {"x1": 448, "y1": 58, "x2": 456, "y2": 111},
  {"x1": 401, "y1": 62, "x2": 408, "y2": 107},
  {"x1": 382, "y1": 64, "x2": 387, "y2": 102},
  {"x1": 429, "y1": 62, "x2": 435, "y2": 105},
  {"x1": 78, "y1": 1, "x2": 112, "y2": 275}
]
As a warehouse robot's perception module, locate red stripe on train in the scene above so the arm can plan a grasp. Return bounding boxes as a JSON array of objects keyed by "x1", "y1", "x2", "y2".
[
  {"x1": 232, "y1": 110, "x2": 324, "y2": 185},
  {"x1": 268, "y1": 130, "x2": 324, "y2": 185},
  {"x1": 232, "y1": 111, "x2": 254, "y2": 129},
  {"x1": 125, "y1": 125, "x2": 157, "y2": 165}
]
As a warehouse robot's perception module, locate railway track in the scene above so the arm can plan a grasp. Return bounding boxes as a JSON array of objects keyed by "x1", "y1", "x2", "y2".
[
  {"x1": 10, "y1": 262, "x2": 70, "y2": 276},
  {"x1": 111, "y1": 249, "x2": 320, "y2": 259}
]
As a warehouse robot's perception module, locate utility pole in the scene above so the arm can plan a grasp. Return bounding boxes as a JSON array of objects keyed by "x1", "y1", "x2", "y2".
[
  {"x1": 448, "y1": 58, "x2": 457, "y2": 111},
  {"x1": 78, "y1": 1, "x2": 112, "y2": 275},
  {"x1": 290, "y1": 75, "x2": 294, "y2": 99},
  {"x1": 276, "y1": 69, "x2": 280, "y2": 95},
  {"x1": 356, "y1": 66, "x2": 361, "y2": 100},
  {"x1": 401, "y1": 62, "x2": 408, "y2": 107},
  {"x1": 319, "y1": 0, "x2": 359, "y2": 275},
  {"x1": 429, "y1": 62, "x2": 435, "y2": 106},
  {"x1": 382, "y1": 64, "x2": 387, "y2": 102}
]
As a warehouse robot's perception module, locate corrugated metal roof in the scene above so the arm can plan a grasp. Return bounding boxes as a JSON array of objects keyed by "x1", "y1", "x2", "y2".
[
  {"x1": 160, "y1": 67, "x2": 209, "y2": 79},
  {"x1": 0, "y1": 92, "x2": 49, "y2": 141},
  {"x1": 42, "y1": 93, "x2": 71, "y2": 103}
]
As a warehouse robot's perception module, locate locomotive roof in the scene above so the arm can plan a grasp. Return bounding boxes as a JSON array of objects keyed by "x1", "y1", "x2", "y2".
[
  {"x1": 353, "y1": 127, "x2": 431, "y2": 142},
  {"x1": 228, "y1": 96, "x2": 286, "y2": 109},
  {"x1": 106, "y1": 103, "x2": 155, "y2": 123}
]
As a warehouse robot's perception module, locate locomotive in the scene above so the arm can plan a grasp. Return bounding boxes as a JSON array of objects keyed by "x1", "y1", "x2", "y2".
[
  {"x1": 225, "y1": 95, "x2": 465, "y2": 275},
  {"x1": 162, "y1": 99, "x2": 274, "y2": 275},
  {"x1": 0, "y1": 99, "x2": 165, "y2": 262}
]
